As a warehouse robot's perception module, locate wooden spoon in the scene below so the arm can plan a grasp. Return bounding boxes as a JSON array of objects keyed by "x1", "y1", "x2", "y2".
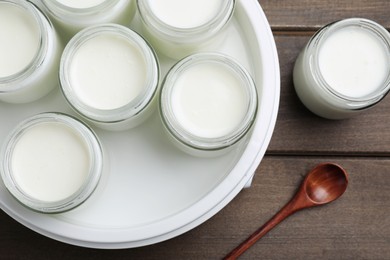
[{"x1": 224, "y1": 163, "x2": 349, "y2": 259}]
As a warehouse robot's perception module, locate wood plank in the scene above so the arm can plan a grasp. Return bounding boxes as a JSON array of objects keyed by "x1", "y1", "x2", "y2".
[
  {"x1": 259, "y1": 0, "x2": 390, "y2": 30},
  {"x1": 1, "y1": 156, "x2": 389, "y2": 259},
  {"x1": 267, "y1": 34, "x2": 390, "y2": 155}
]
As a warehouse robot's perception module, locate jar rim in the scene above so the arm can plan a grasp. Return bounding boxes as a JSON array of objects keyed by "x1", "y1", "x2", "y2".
[
  {"x1": 137, "y1": 0, "x2": 235, "y2": 41},
  {"x1": 308, "y1": 18, "x2": 390, "y2": 106},
  {"x1": 160, "y1": 53, "x2": 258, "y2": 151},
  {"x1": 60, "y1": 24, "x2": 160, "y2": 124},
  {"x1": 0, "y1": 112, "x2": 103, "y2": 213},
  {"x1": 0, "y1": 0, "x2": 49, "y2": 91},
  {"x1": 41, "y1": 0, "x2": 119, "y2": 16}
]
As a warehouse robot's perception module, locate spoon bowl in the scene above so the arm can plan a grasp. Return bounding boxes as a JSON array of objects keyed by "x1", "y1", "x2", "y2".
[
  {"x1": 305, "y1": 163, "x2": 348, "y2": 204},
  {"x1": 224, "y1": 163, "x2": 348, "y2": 259}
]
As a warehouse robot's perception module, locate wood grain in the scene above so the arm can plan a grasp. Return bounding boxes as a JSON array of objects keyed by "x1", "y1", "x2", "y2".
[{"x1": 260, "y1": 0, "x2": 390, "y2": 30}]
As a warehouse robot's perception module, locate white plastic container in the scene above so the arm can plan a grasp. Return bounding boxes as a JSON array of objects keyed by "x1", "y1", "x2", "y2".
[
  {"x1": 41, "y1": 0, "x2": 136, "y2": 42},
  {"x1": 0, "y1": 113, "x2": 103, "y2": 213},
  {"x1": 0, "y1": 0, "x2": 62, "y2": 104},
  {"x1": 0, "y1": 0, "x2": 280, "y2": 248},
  {"x1": 137, "y1": 0, "x2": 235, "y2": 59},
  {"x1": 293, "y1": 18, "x2": 390, "y2": 119},
  {"x1": 60, "y1": 24, "x2": 159, "y2": 131},
  {"x1": 160, "y1": 53, "x2": 257, "y2": 157}
]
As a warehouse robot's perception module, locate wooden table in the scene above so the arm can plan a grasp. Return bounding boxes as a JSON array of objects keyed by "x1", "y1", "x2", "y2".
[{"x1": 1, "y1": 0, "x2": 390, "y2": 259}]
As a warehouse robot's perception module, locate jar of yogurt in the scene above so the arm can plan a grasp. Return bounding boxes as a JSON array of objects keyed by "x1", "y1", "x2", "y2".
[
  {"x1": 0, "y1": 113, "x2": 103, "y2": 213},
  {"x1": 160, "y1": 53, "x2": 257, "y2": 157},
  {"x1": 137, "y1": 0, "x2": 235, "y2": 59},
  {"x1": 41, "y1": 0, "x2": 136, "y2": 42},
  {"x1": 0, "y1": 0, "x2": 62, "y2": 104},
  {"x1": 60, "y1": 24, "x2": 159, "y2": 131},
  {"x1": 293, "y1": 18, "x2": 390, "y2": 119}
]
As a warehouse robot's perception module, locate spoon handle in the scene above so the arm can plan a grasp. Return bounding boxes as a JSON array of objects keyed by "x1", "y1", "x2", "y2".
[{"x1": 223, "y1": 191, "x2": 306, "y2": 260}]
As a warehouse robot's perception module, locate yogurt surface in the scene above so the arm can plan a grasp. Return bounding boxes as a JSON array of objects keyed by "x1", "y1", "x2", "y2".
[
  {"x1": 11, "y1": 122, "x2": 91, "y2": 202},
  {"x1": 0, "y1": 2, "x2": 40, "y2": 78},
  {"x1": 171, "y1": 62, "x2": 248, "y2": 139},
  {"x1": 318, "y1": 26, "x2": 390, "y2": 98},
  {"x1": 68, "y1": 33, "x2": 147, "y2": 110}
]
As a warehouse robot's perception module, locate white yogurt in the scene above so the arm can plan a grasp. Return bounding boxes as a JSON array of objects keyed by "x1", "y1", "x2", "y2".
[
  {"x1": 68, "y1": 33, "x2": 146, "y2": 110},
  {"x1": 318, "y1": 26, "x2": 389, "y2": 98},
  {"x1": 11, "y1": 122, "x2": 91, "y2": 202},
  {"x1": 1, "y1": 113, "x2": 103, "y2": 213},
  {"x1": 0, "y1": 3, "x2": 40, "y2": 77},
  {"x1": 171, "y1": 63, "x2": 247, "y2": 139},
  {"x1": 148, "y1": 0, "x2": 223, "y2": 28},
  {"x1": 137, "y1": 0, "x2": 235, "y2": 59},
  {"x1": 160, "y1": 53, "x2": 257, "y2": 157},
  {"x1": 0, "y1": 0, "x2": 62, "y2": 104},
  {"x1": 293, "y1": 18, "x2": 390, "y2": 119},
  {"x1": 60, "y1": 25, "x2": 159, "y2": 131},
  {"x1": 55, "y1": 0, "x2": 106, "y2": 8}
]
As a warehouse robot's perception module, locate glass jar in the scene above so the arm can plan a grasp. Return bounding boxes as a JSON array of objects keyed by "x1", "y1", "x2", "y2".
[
  {"x1": 60, "y1": 24, "x2": 160, "y2": 131},
  {"x1": 0, "y1": 0, "x2": 62, "y2": 104},
  {"x1": 41, "y1": 0, "x2": 136, "y2": 43},
  {"x1": 0, "y1": 113, "x2": 103, "y2": 213},
  {"x1": 293, "y1": 18, "x2": 390, "y2": 119},
  {"x1": 137, "y1": 0, "x2": 235, "y2": 59},
  {"x1": 160, "y1": 53, "x2": 258, "y2": 157}
]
